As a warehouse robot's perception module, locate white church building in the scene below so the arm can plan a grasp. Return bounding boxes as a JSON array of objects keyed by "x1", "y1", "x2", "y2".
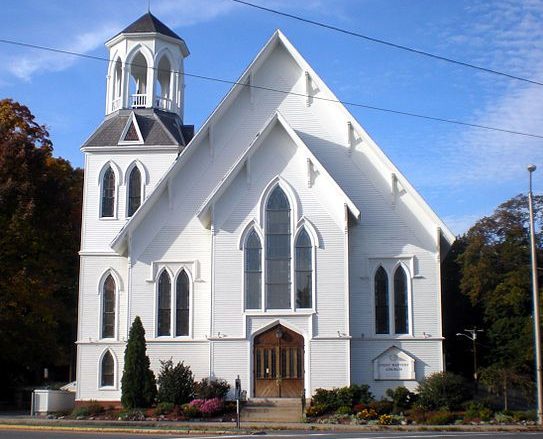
[{"x1": 76, "y1": 12, "x2": 455, "y2": 403}]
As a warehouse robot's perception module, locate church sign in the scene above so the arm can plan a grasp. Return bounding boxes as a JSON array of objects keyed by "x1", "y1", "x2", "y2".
[{"x1": 373, "y1": 346, "x2": 416, "y2": 381}]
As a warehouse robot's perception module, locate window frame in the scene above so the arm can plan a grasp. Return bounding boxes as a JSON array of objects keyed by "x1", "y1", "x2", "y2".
[
  {"x1": 156, "y1": 268, "x2": 172, "y2": 337},
  {"x1": 98, "y1": 270, "x2": 119, "y2": 340},
  {"x1": 98, "y1": 162, "x2": 120, "y2": 220},
  {"x1": 174, "y1": 268, "x2": 192, "y2": 338},
  {"x1": 98, "y1": 349, "x2": 117, "y2": 390},
  {"x1": 125, "y1": 161, "x2": 147, "y2": 218}
]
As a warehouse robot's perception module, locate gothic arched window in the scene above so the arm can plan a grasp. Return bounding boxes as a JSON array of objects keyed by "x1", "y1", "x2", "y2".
[
  {"x1": 176, "y1": 271, "x2": 190, "y2": 336},
  {"x1": 157, "y1": 271, "x2": 171, "y2": 336},
  {"x1": 101, "y1": 166, "x2": 115, "y2": 218},
  {"x1": 245, "y1": 230, "x2": 262, "y2": 310},
  {"x1": 265, "y1": 186, "x2": 291, "y2": 309},
  {"x1": 295, "y1": 229, "x2": 312, "y2": 308},
  {"x1": 101, "y1": 274, "x2": 116, "y2": 339},
  {"x1": 100, "y1": 351, "x2": 115, "y2": 387},
  {"x1": 127, "y1": 166, "x2": 142, "y2": 217},
  {"x1": 394, "y1": 266, "x2": 409, "y2": 334},
  {"x1": 375, "y1": 266, "x2": 389, "y2": 334}
]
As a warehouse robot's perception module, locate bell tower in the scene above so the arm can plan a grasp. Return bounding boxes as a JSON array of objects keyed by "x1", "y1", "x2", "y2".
[{"x1": 104, "y1": 12, "x2": 190, "y2": 119}]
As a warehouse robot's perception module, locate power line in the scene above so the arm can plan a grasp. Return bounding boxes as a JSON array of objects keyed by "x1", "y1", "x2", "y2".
[
  {"x1": 231, "y1": 0, "x2": 543, "y2": 87},
  {"x1": 1, "y1": 37, "x2": 543, "y2": 139}
]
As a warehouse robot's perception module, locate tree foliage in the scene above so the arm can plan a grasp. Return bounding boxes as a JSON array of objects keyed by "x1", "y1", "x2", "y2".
[
  {"x1": 0, "y1": 99, "x2": 82, "y2": 396},
  {"x1": 416, "y1": 372, "x2": 470, "y2": 410},
  {"x1": 121, "y1": 316, "x2": 157, "y2": 408},
  {"x1": 157, "y1": 359, "x2": 194, "y2": 405}
]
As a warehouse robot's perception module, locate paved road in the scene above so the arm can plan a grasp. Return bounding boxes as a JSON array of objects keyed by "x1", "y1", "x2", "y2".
[{"x1": 1, "y1": 431, "x2": 543, "y2": 439}]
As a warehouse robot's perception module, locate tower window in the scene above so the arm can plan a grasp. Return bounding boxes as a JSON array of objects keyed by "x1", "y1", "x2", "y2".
[
  {"x1": 100, "y1": 351, "x2": 115, "y2": 387},
  {"x1": 101, "y1": 274, "x2": 116, "y2": 339},
  {"x1": 127, "y1": 166, "x2": 142, "y2": 217},
  {"x1": 101, "y1": 166, "x2": 115, "y2": 218}
]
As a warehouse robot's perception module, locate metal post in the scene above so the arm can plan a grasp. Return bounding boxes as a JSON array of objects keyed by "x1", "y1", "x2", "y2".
[
  {"x1": 528, "y1": 164, "x2": 543, "y2": 425},
  {"x1": 30, "y1": 390, "x2": 35, "y2": 417}
]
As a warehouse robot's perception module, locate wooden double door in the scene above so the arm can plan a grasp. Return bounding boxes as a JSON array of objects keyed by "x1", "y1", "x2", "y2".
[{"x1": 254, "y1": 324, "x2": 304, "y2": 398}]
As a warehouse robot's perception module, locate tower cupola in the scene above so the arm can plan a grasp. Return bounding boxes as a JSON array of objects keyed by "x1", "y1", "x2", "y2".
[{"x1": 104, "y1": 12, "x2": 189, "y2": 119}]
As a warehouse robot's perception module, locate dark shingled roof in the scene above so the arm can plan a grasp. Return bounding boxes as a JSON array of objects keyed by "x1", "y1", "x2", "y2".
[
  {"x1": 83, "y1": 109, "x2": 193, "y2": 148},
  {"x1": 113, "y1": 12, "x2": 183, "y2": 42}
]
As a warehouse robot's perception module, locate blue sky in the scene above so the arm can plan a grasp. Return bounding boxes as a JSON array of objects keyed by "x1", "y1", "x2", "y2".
[{"x1": 2, "y1": 0, "x2": 543, "y2": 235}]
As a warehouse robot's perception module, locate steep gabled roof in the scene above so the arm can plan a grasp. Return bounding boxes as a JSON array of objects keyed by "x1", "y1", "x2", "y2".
[
  {"x1": 110, "y1": 29, "x2": 454, "y2": 254},
  {"x1": 112, "y1": 12, "x2": 184, "y2": 42},
  {"x1": 197, "y1": 111, "x2": 361, "y2": 228}
]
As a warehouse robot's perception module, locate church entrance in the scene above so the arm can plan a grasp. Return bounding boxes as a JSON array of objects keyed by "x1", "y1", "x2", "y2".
[{"x1": 253, "y1": 324, "x2": 304, "y2": 398}]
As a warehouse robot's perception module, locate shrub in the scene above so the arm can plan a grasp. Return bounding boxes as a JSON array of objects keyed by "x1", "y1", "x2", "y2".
[
  {"x1": 416, "y1": 372, "x2": 470, "y2": 411},
  {"x1": 182, "y1": 403, "x2": 201, "y2": 418},
  {"x1": 199, "y1": 398, "x2": 224, "y2": 416},
  {"x1": 464, "y1": 401, "x2": 493, "y2": 422},
  {"x1": 71, "y1": 402, "x2": 104, "y2": 418},
  {"x1": 118, "y1": 408, "x2": 145, "y2": 421},
  {"x1": 312, "y1": 384, "x2": 374, "y2": 413},
  {"x1": 156, "y1": 359, "x2": 194, "y2": 405},
  {"x1": 378, "y1": 414, "x2": 395, "y2": 425},
  {"x1": 335, "y1": 405, "x2": 352, "y2": 415},
  {"x1": 494, "y1": 412, "x2": 514, "y2": 423},
  {"x1": 71, "y1": 406, "x2": 90, "y2": 418},
  {"x1": 306, "y1": 403, "x2": 327, "y2": 417},
  {"x1": 154, "y1": 401, "x2": 174, "y2": 416},
  {"x1": 121, "y1": 317, "x2": 157, "y2": 409},
  {"x1": 512, "y1": 410, "x2": 536, "y2": 422},
  {"x1": 368, "y1": 400, "x2": 393, "y2": 415},
  {"x1": 426, "y1": 410, "x2": 457, "y2": 425},
  {"x1": 356, "y1": 408, "x2": 378, "y2": 420},
  {"x1": 194, "y1": 378, "x2": 230, "y2": 400},
  {"x1": 386, "y1": 386, "x2": 416, "y2": 413}
]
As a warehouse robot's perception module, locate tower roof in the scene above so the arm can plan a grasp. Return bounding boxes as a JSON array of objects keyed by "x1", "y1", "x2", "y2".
[{"x1": 113, "y1": 12, "x2": 184, "y2": 42}]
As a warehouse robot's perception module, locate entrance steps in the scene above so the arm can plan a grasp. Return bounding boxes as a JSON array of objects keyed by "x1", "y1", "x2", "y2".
[{"x1": 241, "y1": 398, "x2": 303, "y2": 423}]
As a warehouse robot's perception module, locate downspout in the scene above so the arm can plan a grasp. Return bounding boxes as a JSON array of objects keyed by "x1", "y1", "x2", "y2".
[
  {"x1": 344, "y1": 204, "x2": 351, "y2": 385},
  {"x1": 436, "y1": 227, "x2": 444, "y2": 371},
  {"x1": 209, "y1": 208, "x2": 215, "y2": 379}
]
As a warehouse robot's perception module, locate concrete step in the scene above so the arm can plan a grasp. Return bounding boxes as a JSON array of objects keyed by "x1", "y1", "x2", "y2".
[{"x1": 241, "y1": 398, "x2": 303, "y2": 422}]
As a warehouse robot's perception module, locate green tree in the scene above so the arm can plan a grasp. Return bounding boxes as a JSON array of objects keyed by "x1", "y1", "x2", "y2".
[
  {"x1": 0, "y1": 99, "x2": 82, "y2": 398},
  {"x1": 457, "y1": 194, "x2": 543, "y2": 373},
  {"x1": 121, "y1": 316, "x2": 157, "y2": 408}
]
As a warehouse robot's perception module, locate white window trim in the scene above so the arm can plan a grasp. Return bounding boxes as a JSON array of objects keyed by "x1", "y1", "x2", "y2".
[
  {"x1": 98, "y1": 348, "x2": 118, "y2": 390},
  {"x1": 154, "y1": 265, "x2": 194, "y2": 339},
  {"x1": 97, "y1": 269, "x2": 122, "y2": 341},
  {"x1": 370, "y1": 261, "x2": 413, "y2": 337},
  {"x1": 98, "y1": 161, "x2": 121, "y2": 220}
]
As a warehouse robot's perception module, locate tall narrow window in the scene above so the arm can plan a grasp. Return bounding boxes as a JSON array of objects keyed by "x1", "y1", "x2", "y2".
[
  {"x1": 295, "y1": 229, "x2": 312, "y2": 308},
  {"x1": 375, "y1": 266, "x2": 389, "y2": 334},
  {"x1": 101, "y1": 274, "x2": 115, "y2": 338},
  {"x1": 394, "y1": 267, "x2": 409, "y2": 334},
  {"x1": 176, "y1": 271, "x2": 189, "y2": 336},
  {"x1": 245, "y1": 230, "x2": 262, "y2": 309},
  {"x1": 127, "y1": 166, "x2": 142, "y2": 217},
  {"x1": 158, "y1": 271, "x2": 171, "y2": 336},
  {"x1": 101, "y1": 166, "x2": 115, "y2": 217},
  {"x1": 101, "y1": 351, "x2": 114, "y2": 387},
  {"x1": 265, "y1": 186, "x2": 291, "y2": 309}
]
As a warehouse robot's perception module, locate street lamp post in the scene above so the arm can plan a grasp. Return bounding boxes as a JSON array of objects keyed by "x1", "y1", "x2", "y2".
[
  {"x1": 456, "y1": 328, "x2": 483, "y2": 392},
  {"x1": 528, "y1": 164, "x2": 543, "y2": 425}
]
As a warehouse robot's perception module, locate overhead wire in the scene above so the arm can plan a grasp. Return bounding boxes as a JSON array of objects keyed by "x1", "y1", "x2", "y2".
[
  {"x1": 231, "y1": 0, "x2": 543, "y2": 87},
  {"x1": 1, "y1": 37, "x2": 543, "y2": 139}
]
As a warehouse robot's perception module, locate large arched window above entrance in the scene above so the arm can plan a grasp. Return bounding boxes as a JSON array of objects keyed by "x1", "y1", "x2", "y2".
[
  {"x1": 100, "y1": 350, "x2": 115, "y2": 387},
  {"x1": 375, "y1": 266, "x2": 389, "y2": 334},
  {"x1": 245, "y1": 230, "x2": 262, "y2": 310},
  {"x1": 101, "y1": 166, "x2": 115, "y2": 218},
  {"x1": 127, "y1": 166, "x2": 142, "y2": 217},
  {"x1": 176, "y1": 271, "x2": 190, "y2": 336},
  {"x1": 157, "y1": 270, "x2": 171, "y2": 336},
  {"x1": 265, "y1": 186, "x2": 291, "y2": 309},
  {"x1": 394, "y1": 266, "x2": 409, "y2": 334},
  {"x1": 101, "y1": 274, "x2": 116, "y2": 339},
  {"x1": 295, "y1": 229, "x2": 312, "y2": 308}
]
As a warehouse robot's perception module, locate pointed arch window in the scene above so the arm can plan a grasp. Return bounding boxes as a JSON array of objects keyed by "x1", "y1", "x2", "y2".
[
  {"x1": 157, "y1": 271, "x2": 171, "y2": 336},
  {"x1": 394, "y1": 266, "x2": 409, "y2": 334},
  {"x1": 375, "y1": 266, "x2": 389, "y2": 334},
  {"x1": 265, "y1": 186, "x2": 291, "y2": 309},
  {"x1": 101, "y1": 274, "x2": 116, "y2": 339},
  {"x1": 101, "y1": 166, "x2": 115, "y2": 218},
  {"x1": 127, "y1": 166, "x2": 142, "y2": 217},
  {"x1": 176, "y1": 271, "x2": 190, "y2": 336},
  {"x1": 295, "y1": 229, "x2": 312, "y2": 308},
  {"x1": 101, "y1": 351, "x2": 115, "y2": 387},
  {"x1": 245, "y1": 230, "x2": 262, "y2": 310}
]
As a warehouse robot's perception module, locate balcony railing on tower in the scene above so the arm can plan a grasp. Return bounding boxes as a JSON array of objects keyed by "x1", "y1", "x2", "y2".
[
  {"x1": 131, "y1": 94, "x2": 147, "y2": 108},
  {"x1": 155, "y1": 96, "x2": 173, "y2": 111}
]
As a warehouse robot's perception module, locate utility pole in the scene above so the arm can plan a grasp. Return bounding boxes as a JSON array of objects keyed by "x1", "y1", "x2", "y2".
[
  {"x1": 456, "y1": 328, "x2": 483, "y2": 392},
  {"x1": 528, "y1": 164, "x2": 543, "y2": 425}
]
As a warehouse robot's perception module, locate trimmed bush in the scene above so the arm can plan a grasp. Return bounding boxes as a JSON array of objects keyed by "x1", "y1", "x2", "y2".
[
  {"x1": 464, "y1": 401, "x2": 493, "y2": 422},
  {"x1": 156, "y1": 359, "x2": 194, "y2": 405},
  {"x1": 312, "y1": 384, "x2": 374, "y2": 413},
  {"x1": 335, "y1": 405, "x2": 352, "y2": 415},
  {"x1": 154, "y1": 401, "x2": 174, "y2": 416},
  {"x1": 416, "y1": 372, "x2": 470, "y2": 411},
  {"x1": 121, "y1": 317, "x2": 157, "y2": 409},
  {"x1": 306, "y1": 403, "x2": 327, "y2": 417},
  {"x1": 199, "y1": 398, "x2": 224, "y2": 417},
  {"x1": 194, "y1": 377, "x2": 230, "y2": 400},
  {"x1": 368, "y1": 400, "x2": 393, "y2": 415},
  {"x1": 182, "y1": 402, "x2": 201, "y2": 418}
]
